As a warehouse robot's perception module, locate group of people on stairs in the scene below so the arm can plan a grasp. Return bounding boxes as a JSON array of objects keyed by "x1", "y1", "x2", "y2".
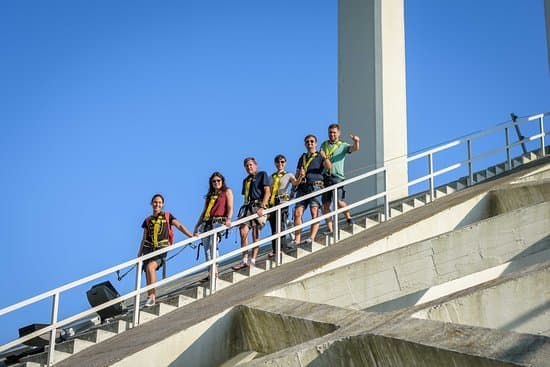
[{"x1": 138, "y1": 123, "x2": 360, "y2": 307}]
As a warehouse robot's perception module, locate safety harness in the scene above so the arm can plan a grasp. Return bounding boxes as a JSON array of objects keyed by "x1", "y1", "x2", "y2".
[{"x1": 269, "y1": 171, "x2": 286, "y2": 206}]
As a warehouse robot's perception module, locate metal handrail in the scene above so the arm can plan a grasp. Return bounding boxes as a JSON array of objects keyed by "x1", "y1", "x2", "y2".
[{"x1": 0, "y1": 111, "x2": 548, "y2": 364}]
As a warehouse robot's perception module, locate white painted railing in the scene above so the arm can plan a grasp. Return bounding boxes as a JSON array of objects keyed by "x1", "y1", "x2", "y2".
[{"x1": 0, "y1": 112, "x2": 547, "y2": 365}]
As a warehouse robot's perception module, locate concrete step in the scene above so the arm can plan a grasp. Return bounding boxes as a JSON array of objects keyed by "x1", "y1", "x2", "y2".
[
  {"x1": 364, "y1": 214, "x2": 382, "y2": 229},
  {"x1": 474, "y1": 170, "x2": 487, "y2": 183},
  {"x1": 301, "y1": 238, "x2": 325, "y2": 253},
  {"x1": 20, "y1": 350, "x2": 72, "y2": 366},
  {"x1": 50, "y1": 338, "x2": 94, "y2": 354},
  {"x1": 75, "y1": 328, "x2": 116, "y2": 343},
  {"x1": 338, "y1": 223, "x2": 365, "y2": 240},
  {"x1": 141, "y1": 302, "x2": 177, "y2": 317},
  {"x1": 435, "y1": 184, "x2": 455, "y2": 198},
  {"x1": 136, "y1": 302, "x2": 177, "y2": 324},
  {"x1": 98, "y1": 319, "x2": 131, "y2": 334},
  {"x1": 164, "y1": 294, "x2": 197, "y2": 308},
  {"x1": 390, "y1": 206, "x2": 403, "y2": 218},
  {"x1": 219, "y1": 270, "x2": 249, "y2": 284}
]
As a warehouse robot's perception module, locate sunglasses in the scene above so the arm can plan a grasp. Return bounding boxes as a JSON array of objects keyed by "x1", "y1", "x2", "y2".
[
  {"x1": 211, "y1": 179, "x2": 222, "y2": 183},
  {"x1": 305, "y1": 140, "x2": 315, "y2": 144},
  {"x1": 276, "y1": 160, "x2": 286, "y2": 164}
]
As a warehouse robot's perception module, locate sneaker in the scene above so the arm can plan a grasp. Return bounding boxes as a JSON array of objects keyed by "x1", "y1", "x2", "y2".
[
  {"x1": 302, "y1": 238, "x2": 313, "y2": 245},
  {"x1": 268, "y1": 252, "x2": 275, "y2": 258},
  {"x1": 232, "y1": 262, "x2": 248, "y2": 271},
  {"x1": 286, "y1": 241, "x2": 298, "y2": 250},
  {"x1": 322, "y1": 229, "x2": 334, "y2": 236},
  {"x1": 346, "y1": 218, "x2": 355, "y2": 226},
  {"x1": 144, "y1": 297, "x2": 155, "y2": 308}
]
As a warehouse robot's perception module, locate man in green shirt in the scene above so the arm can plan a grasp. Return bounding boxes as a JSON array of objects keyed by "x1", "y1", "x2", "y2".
[{"x1": 321, "y1": 123, "x2": 360, "y2": 234}]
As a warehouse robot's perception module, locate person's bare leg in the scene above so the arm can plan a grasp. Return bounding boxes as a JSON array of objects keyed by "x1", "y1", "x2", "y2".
[
  {"x1": 239, "y1": 224, "x2": 250, "y2": 262},
  {"x1": 251, "y1": 226, "x2": 260, "y2": 262},
  {"x1": 338, "y1": 199, "x2": 352, "y2": 221},
  {"x1": 309, "y1": 206, "x2": 320, "y2": 240},
  {"x1": 323, "y1": 202, "x2": 333, "y2": 232},
  {"x1": 293, "y1": 206, "x2": 304, "y2": 243},
  {"x1": 145, "y1": 262, "x2": 157, "y2": 299}
]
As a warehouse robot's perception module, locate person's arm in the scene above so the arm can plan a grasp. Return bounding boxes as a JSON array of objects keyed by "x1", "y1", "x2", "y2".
[
  {"x1": 320, "y1": 149, "x2": 332, "y2": 170},
  {"x1": 257, "y1": 185, "x2": 270, "y2": 217},
  {"x1": 288, "y1": 173, "x2": 298, "y2": 186},
  {"x1": 137, "y1": 228, "x2": 147, "y2": 257},
  {"x1": 224, "y1": 188, "x2": 234, "y2": 227},
  {"x1": 349, "y1": 134, "x2": 360, "y2": 153},
  {"x1": 173, "y1": 219, "x2": 193, "y2": 238}
]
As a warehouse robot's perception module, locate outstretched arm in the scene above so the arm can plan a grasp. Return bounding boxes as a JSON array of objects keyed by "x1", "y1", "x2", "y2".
[
  {"x1": 350, "y1": 134, "x2": 360, "y2": 153},
  {"x1": 173, "y1": 219, "x2": 193, "y2": 238}
]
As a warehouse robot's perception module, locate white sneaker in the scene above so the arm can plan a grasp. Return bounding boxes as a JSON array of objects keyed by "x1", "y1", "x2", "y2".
[{"x1": 144, "y1": 297, "x2": 155, "y2": 308}]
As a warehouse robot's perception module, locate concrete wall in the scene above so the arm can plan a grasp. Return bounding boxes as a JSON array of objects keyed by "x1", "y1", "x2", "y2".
[
  {"x1": 269, "y1": 201, "x2": 550, "y2": 311},
  {"x1": 111, "y1": 309, "x2": 233, "y2": 367},
  {"x1": 414, "y1": 266, "x2": 550, "y2": 336}
]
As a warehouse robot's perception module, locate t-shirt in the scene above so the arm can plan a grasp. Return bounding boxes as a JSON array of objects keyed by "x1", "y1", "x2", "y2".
[
  {"x1": 270, "y1": 171, "x2": 295, "y2": 205},
  {"x1": 241, "y1": 171, "x2": 271, "y2": 202},
  {"x1": 141, "y1": 212, "x2": 175, "y2": 246},
  {"x1": 321, "y1": 140, "x2": 351, "y2": 179},
  {"x1": 296, "y1": 152, "x2": 324, "y2": 183},
  {"x1": 272, "y1": 172, "x2": 295, "y2": 196}
]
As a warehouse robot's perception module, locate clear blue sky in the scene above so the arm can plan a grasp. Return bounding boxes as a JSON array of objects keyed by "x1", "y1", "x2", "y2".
[{"x1": 0, "y1": 0, "x2": 548, "y2": 344}]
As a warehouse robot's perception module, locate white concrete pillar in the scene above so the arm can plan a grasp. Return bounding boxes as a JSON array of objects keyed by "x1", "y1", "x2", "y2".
[{"x1": 338, "y1": 0, "x2": 408, "y2": 208}]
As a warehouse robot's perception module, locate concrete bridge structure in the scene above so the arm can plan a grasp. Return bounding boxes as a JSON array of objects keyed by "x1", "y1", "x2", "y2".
[
  {"x1": 9, "y1": 148, "x2": 548, "y2": 366},
  {"x1": 2, "y1": 1, "x2": 549, "y2": 365}
]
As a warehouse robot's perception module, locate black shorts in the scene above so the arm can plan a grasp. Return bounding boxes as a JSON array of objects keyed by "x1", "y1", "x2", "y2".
[
  {"x1": 322, "y1": 176, "x2": 345, "y2": 204},
  {"x1": 142, "y1": 246, "x2": 167, "y2": 270}
]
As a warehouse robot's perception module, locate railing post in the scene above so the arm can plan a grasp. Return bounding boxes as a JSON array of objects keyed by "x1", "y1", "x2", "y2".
[
  {"x1": 505, "y1": 127, "x2": 511, "y2": 170},
  {"x1": 47, "y1": 292, "x2": 60, "y2": 366},
  {"x1": 332, "y1": 186, "x2": 339, "y2": 241},
  {"x1": 384, "y1": 169, "x2": 390, "y2": 220},
  {"x1": 275, "y1": 207, "x2": 282, "y2": 266},
  {"x1": 467, "y1": 139, "x2": 473, "y2": 185},
  {"x1": 133, "y1": 260, "x2": 143, "y2": 327},
  {"x1": 428, "y1": 153, "x2": 435, "y2": 201},
  {"x1": 539, "y1": 116, "x2": 546, "y2": 157},
  {"x1": 209, "y1": 231, "x2": 218, "y2": 294}
]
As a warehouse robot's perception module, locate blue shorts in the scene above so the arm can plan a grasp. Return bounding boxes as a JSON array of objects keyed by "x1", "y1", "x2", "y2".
[
  {"x1": 322, "y1": 176, "x2": 346, "y2": 204},
  {"x1": 295, "y1": 183, "x2": 323, "y2": 209}
]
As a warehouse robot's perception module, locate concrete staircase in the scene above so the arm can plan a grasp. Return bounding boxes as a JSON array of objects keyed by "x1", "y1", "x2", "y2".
[{"x1": 13, "y1": 149, "x2": 545, "y2": 366}]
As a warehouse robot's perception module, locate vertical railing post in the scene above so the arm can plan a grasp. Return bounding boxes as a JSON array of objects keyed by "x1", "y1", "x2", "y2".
[
  {"x1": 467, "y1": 139, "x2": 473, "y2": 185},
  {"x1": 133, "y1": 259, "x2": 143, "y2": 327},
  {"x1": 332, "y1": 186, "x2": 339, "y2": 242},
  {"x1": 384, "y1": 169, "x2": 389, "y2": 220},
  {"x1": 47, "y1": 293, "x2": 60, "y2": 366},
  {"x1": 505, "y1": 127, "x2": 511, "y2": 170},
  {"x1": 275, "y1": 207, "x2": 282, "y2": 266},
  {"x1": 428, "y1": 153, "x2": 435, "y2": 201},
  {"x1": 539, "y1": 116, "x2": 546, "y2": 157},
  {"x1": 209, "y1": 231, "x2": 218, "y2": 294}
]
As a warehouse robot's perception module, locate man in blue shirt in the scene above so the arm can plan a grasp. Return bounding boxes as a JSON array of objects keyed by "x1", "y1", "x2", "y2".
[{"x1": 233, "y1": 157, "x2": 271, "y2": 270}]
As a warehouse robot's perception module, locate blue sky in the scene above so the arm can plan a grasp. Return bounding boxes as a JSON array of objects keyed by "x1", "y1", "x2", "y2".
[{"x1": 0, "y1": 0, "x2": 548, "y2": 344}]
